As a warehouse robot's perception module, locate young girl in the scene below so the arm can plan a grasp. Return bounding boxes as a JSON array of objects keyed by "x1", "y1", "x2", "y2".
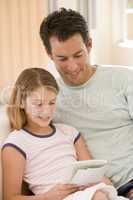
[{"x1": 1, "y1": 68, "x2": 127, "y2": 200}]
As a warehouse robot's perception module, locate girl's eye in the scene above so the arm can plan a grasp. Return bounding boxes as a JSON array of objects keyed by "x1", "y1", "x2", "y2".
[
  {"x1": 38, "y1": 104, "x2": 42, "y2": 106},
  {"x1": 34, "y1": 103, "x2": 42, "y2": 107},
  {"x1": 49, "y1": 102, "x2": 55, "y2": 105}
]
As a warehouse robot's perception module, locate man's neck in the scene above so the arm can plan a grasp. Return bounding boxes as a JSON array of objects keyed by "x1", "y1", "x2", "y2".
[{"x1": 86, "y1": 64, "x2": 97, "y2": 81}]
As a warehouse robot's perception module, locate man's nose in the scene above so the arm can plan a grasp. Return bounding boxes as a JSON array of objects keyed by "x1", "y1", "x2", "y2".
[{"x1": 66, "y1": 58, "x2": 78, "y2": 71}]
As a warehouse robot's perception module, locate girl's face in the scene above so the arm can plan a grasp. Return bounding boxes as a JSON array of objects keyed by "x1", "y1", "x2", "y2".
[{"x1": 24, "y1": 87, "x2": 57, "y2": 129}]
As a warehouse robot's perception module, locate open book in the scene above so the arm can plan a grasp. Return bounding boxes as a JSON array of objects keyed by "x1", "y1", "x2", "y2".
[{"x1": 70, "y1": 160, "x2": 108, "y2": 185}]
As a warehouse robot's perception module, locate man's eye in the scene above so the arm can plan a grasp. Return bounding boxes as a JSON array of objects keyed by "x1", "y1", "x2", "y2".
[
  {"x1": 75, "y1": 54, "x2": 82, "y2": 58},
  {"x1": 58, "y1": 58, "x2": 67, "y2": 61}
]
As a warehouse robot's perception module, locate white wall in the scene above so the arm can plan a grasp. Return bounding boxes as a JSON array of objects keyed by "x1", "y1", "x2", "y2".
[
  {"x1": 90, "y1": 0, "x2": 112, "y2": 65},
  {"x1": 92, "y1": 0, "x2": 133, "y2": 66},
  {"x1": 48, "y1": 0, "x2": 133, "y2": 71}
]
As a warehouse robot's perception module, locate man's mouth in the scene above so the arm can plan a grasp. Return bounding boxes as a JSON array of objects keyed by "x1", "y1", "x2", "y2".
[{"x1": 68, "y1": 70, "x2": 81, "y2": 77}]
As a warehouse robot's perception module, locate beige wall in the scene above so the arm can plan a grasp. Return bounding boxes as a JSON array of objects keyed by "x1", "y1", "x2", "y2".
[
  {"x1": 0, "y1": 0, "x2": 49, "y2": 93},
  {"x1": 127, "y1": 14, "x2": 133, "y2": 40}
]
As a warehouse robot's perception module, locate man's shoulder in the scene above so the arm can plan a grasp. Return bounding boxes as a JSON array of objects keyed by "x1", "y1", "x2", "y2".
[
  {"x1": 100, "y1": 64, "x2": 133, "y2": 73},
  {"x1": 99, "y1": 65, "x2": 133, "y2": 81}
]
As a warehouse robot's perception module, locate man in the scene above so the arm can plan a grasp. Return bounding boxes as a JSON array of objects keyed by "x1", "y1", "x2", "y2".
[{"x1": 40, "y1": 8, "x2": 133, "y2": 199}]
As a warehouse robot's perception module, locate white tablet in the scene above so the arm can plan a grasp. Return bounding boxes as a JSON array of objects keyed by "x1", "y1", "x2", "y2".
[{"x1": 70, "y1": 160, "x2": 108, "y2": 185}]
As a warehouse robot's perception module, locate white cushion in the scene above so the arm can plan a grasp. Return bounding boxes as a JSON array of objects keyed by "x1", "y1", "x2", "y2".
[{"x1": 0, "y1": 105, "x2": 10, "y2": 200}]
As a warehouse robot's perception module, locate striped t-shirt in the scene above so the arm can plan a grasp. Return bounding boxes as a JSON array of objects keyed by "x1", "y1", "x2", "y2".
[{"x1": 2, "y1": 123, "x2": 80, "y2": 194}]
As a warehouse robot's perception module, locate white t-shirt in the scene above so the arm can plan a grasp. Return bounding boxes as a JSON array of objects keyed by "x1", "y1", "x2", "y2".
[
  {"x1": 54, "y1": 65, "x2": 133, "y2": 189},
  {"x1": 2, "y1": 123, "x2": 80, "y2": 194}
]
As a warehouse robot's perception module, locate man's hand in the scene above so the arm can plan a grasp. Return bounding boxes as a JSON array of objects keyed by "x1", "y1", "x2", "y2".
[
  {"x1": 127, "y1": 188, "x2": 133, "y2": 199},
  {"x1": 101, "y1": 176, "x2": 113, "y2": 185}
]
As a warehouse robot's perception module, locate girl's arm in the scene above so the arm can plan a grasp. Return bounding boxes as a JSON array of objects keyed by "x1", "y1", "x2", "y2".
[
  {"x1": 74, "y1": 134, "x2": 92, "y2": 160},
  {"x1": 1, "y1": 146, "x2": 45, "y2": 200},
  {"x1": 2, "y1": 147, "x2": 79, "y2": 200}
]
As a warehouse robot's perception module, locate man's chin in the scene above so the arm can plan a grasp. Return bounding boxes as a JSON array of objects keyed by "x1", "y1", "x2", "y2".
[
  {"x1": 63, "y1": 73, "x2": 86, "y2": 86},
  {"x1": 66, "y1": 78, "x2": 84, "y2": 86}
]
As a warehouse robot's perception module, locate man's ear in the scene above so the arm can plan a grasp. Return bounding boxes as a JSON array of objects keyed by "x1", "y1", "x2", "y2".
[
  {"x1": 48, "y1": 53, "x2": 53, "y2": 60},
  {"x1": 86, "y1": 38, "x2": 92, "y2": 51}
]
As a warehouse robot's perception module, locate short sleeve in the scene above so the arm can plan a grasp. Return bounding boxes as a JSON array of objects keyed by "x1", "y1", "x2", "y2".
[
  {"x1": 1, "y1": 130, "x2": 27, "y2": 159},
  {"x1": 55, "y1": 123, "x2": 81, "y2": 143}
]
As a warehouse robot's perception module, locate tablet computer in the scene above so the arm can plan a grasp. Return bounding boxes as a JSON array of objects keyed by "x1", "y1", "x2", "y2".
[{"x1": 70, "y1": 160, "x2": 108, "y2": 185}]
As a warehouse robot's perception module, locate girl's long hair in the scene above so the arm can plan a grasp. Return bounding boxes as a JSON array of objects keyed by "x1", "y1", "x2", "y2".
[{"x1": 7, "y1": 68, "x2": 59, "y2": 130}]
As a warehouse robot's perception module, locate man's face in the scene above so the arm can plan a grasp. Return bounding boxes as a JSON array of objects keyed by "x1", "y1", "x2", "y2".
[{"x1": 49, "y1": 34, "x2": 92, "y2": 86}]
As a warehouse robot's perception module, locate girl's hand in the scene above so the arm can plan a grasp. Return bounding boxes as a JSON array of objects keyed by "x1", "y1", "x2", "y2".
[
  {"x1": 44, "y1": 183, "x2": 80, "y2": 200},
  {"x1": 78, "y1": 183, "x2": 97, "y2": 191}
]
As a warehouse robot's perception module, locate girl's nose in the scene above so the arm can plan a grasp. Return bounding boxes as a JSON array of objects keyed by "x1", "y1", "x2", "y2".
[{"x1": 39, "y1": 106, "x2": 51, "y2": 118}]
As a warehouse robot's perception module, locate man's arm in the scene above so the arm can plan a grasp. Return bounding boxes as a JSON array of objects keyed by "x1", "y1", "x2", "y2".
[{"x1": 74, "y1": 134, "x2": 112, "y2": 185}]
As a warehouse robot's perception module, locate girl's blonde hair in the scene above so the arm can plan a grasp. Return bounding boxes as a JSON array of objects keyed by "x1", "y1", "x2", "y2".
[{"x1": 7, "y1": 68, "x2": 59, "y2": 130}]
